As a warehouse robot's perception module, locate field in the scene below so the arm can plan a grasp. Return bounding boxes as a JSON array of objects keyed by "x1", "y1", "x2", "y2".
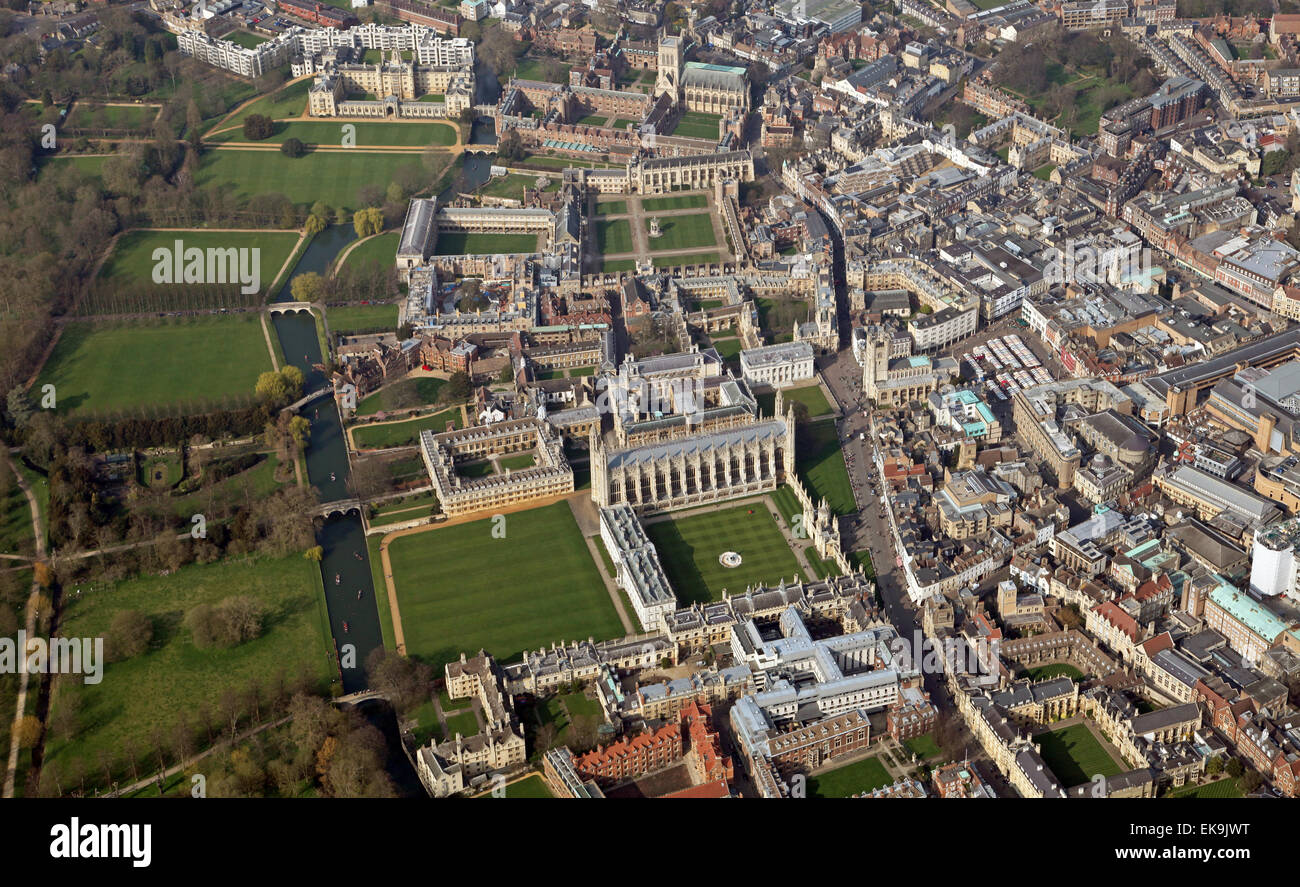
[
  {"x1": 600, "y1": 258, "x2": 638, "y2": 273},
  {"x1": 339, "y1": 232, "x2": 399, "y2": 274},
  {"x1": 43, "y1": 554, "x2": 335, "y2": 787},
  {"x1": 197, "y1": 150, "x2": 429, "y2": 211},
  {"x1": 432, "y1": 232, "x2": 540, "y2": 255},
  {"x1": 596, "y1": 219, "x2": 634, "y2": 255},
  {"x1": 213, "y1": 79, "x2": 312, "y2": 134},
  {"x1": 807, "y1": 756, "x2": 892, "y2": 798},
  {"x1": 356, "y1": 378, "x2": 447, "y2": 417},
  {"x1": 652, "y1": 251, "x2": 721, "y2": 268},
  {"x1": 596, "y1": 200, "x2": 627, "y2": 216},
  {"x1": 513, "y1": 58, "x2": 572, "y2": 84},
  {"x1": 642, "y1": 193, "x2": 708, "y2": 212},
  {"x1": 644, "y1": 503, "x2": 805, "y2": 605},
  {"x1": 386, "y1": 502, "x2": 624, "y2": 669},
  {"x1": 65, "y1": 102, "x2": 158, "y2": 133},
  {"x1": 351, "y1": 407, "x2": 464, "y2": 448},
  {"x1": 796, "y1": 420, "x2": 855, "y2": 515},
  {"x1": 96, "y1": 229, "x2": 300, "y2": 299},
  {"x1": 326, "y1": 303, "x2": 399, "y2": 335},
  {"x1": 1168, "y1": 778, "x2": 1243, "y2": 799},
  {"x1": 1036, "y1": 724, "x2": 1124, "y2": 787},
  {"x1": 232, "y1": 120, "x2": 457, "y2": 148},
  {"x1": 37, "y1": 316, "x2": 272, "y2": 417},
  {"x1": 672, "y1": 111, "x2": 722, "y2": 140},
  {"x1": 479, "y1": 173, "x2": 560, "y2": 201},
  {"x1": 645, "y1": 213, "x2": 716, "y2": 252},
  {"x1": 781, "y1": 384, "x2": 833, "y2": 418}
]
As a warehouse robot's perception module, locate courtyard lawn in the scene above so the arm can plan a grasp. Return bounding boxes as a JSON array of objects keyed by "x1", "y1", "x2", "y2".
[
  {"x1": 444, "y1": 709, "x2": 480, "y2": 738},
  {"x1": 807, "y1": 756, "x2": 892, "y2": 798},
  {"x1": 644, "y1": 503, "x2": 806, "y2": 605},
  {"x1": 326, "y1": 303, "x2": 399, "y2": 335},
  {"x1": 596, "y1": 218, "x2": 635, "y2": 255},
  {"x1": 432, "y1": 231, "x2": 540, "y2": 255},
  {"x1": 1036, "y1": 724, "x2": 1123, "y2": 788},
  {"x1": 596, "y1": 200, "x2": 628, "y2": 216},
  {"x1": 644, "y1": 212, "x2": 716, "y2": 252},
  {"x1": 477, "y1": 774, "x2": 555, "y2": 798},
  {"x1": 782, "y1": 384, "x2": 834, "y2": 418},
  {"x1": 600, "y1": 259, "x2": 638, "y2": 273},
  {"x1": 339, "y1": 232, "x2": 399, "y2": 274},
  {"x1": 904, "y1": 733, "x2": 943, "y2": 760},
  {"x1": 1020, "y1": 663, "x2": 1085, "y2": 681},
  {"x1": 96, "y1": 229, "x2": 299, "y2": 298},
  {"x1": 387, "y1": 502, "x2": 624, "y2": 669},
  {"x1": 351, "y1": 407, "x2": 464, "y2": 449},
  {"x1": 1168, "y1": 778, "x2": 1243, "y2": 799},
  {"x1": 513, "y1": 58, "x2": 572, "y2": 84},
  {"x1": 652, "y1": 251, "x2": 721, "y2": 268},
  {"x1": 226, "y1": 30, "x2": 267, "y2": 50},
  {"x1": 197, "y1": 149, "x2": 429, "y2": 211},
  {"x1": 356, "y1": 378, "x2": 448, "y2": 416},
  {"x1": 642, "y1": 193, "x2": 708, "y2": 212},
  {"x1": 673, "y1": 111, "x2": 722, "y2": 140},
  {"x1": 43, "y1": 554, "x2": 336, "y2": 789},
  {"x1": 37, "y1": 316, "x2": 272, "y2": 417},
  {"x1": 796, "y1": 420, "x2": 855, "y2": 515},
  {"x1": 479, "y1": 173, "x2": 560, "y2": 201}
]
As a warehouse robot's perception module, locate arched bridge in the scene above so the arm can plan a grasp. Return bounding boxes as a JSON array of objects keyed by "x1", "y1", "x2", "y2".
[{"x1": 315, "y1": 499, "x2": 363, "y2": 519}]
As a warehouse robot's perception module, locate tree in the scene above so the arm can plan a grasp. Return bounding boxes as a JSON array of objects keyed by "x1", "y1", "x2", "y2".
[
  {"x1": 353, "y1": 207, "x2": 384, "y2": 239},
  {"x1": 304, "y1": 545, "x2": 324, "y2": 562},
  {"x1": 446, "y1": 371, "x2": 473, "y2": 402},
  {"x1": 243, "y1": 114, "x2": 275, "y2": 141},
  {"x1": 498, "y1": 363, "x2": 514, "y2": 384},
  {"x1": 281, "y1": 138, "x2": 306, "y2": 158},
  {"x1": 291, "y1": 271, "x2": 326, "y2": 303},
  {"x1": 6, "y1": 386, "x2": 34, "y2": 428},
  {"x1": 107, "y1": 609, "x2": 153, "y2": 661}
]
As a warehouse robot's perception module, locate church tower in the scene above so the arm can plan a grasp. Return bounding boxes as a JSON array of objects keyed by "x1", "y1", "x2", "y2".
[{"x1": 655, "y1": 34, "x2": 683, "y2": 103}]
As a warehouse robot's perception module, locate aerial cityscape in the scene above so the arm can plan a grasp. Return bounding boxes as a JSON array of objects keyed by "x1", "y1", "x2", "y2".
[{"x1": 0, "y1": 0, "x2": 1298, "y2": 817}]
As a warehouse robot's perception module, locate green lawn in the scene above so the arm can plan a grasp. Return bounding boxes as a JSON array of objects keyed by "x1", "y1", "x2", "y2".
[
  {"x1": 645, "y1": 212, "x2": 716, "y2": 252},
  {"x1": 444, "y1": 709, "x2": 480, "y2": 738},
  {"x1": 903, "y1": 733, "x2": 942, "y2": 760},
  {"x1": 0, "y1": 470, "x2": 35, "y2": 557},
  {"x1": 96, "y1": 229, "x2": 300, "y2": 299},
  {"x1": 807, "y1": 756, "x2": 892, "y2": 798},
  {"x1": 497, "y1": 453, "x2": 535, "y2": 471},
  {"x1": 387, "y1": 502, "x2": 624, "y2": 669},
  {"x1": 1036, "y1": 724, "x2": 1123, "y2": 788},
  {"x1": 796, "y1": 420, "x2": 854, "y2": 515},
  {"x1": 596, "y1": 218, "x2": 634, "y2": 254},
  {"x1": 596, "y1": 200, "x2": 628, "y2": 216},
  {"x1": 642, "y1": 193, "x2": 708, "y2": 212},
  {"x1": 600, "y1": 259, "x2": 638, "y2": 273},
  {"x1": 644, "y1": 503, "x2": 806, "y2": 606},
  {"x1": 513, "y1": 58, "x2": 572, "y2": 84},
  {"x1": 226, "y1": 31, "x2": 267, "y2": 50},
  {"x1": 673, "y1": 112, "x2": 722, "y2": 140},
  {"x1": 168, "y1": 453, "x2": 284, "y2": 518},
  {"x1": 782, "y1": 384, "x2": 833, "y2": 418},
  {"x1": 1168, "y1": 778, "x2": 1243, "y2": 799},
  {"x1": 214, "y1": 79, "x2": 312, "y2": 134},
  {"x1": 479, "y1": 173, "x2": 559, "y2": 201},
  {"x1": 66, "y1": 102, "x2": 158, "y2": 132},
  {"x1": 652, "y1": 252, "x2": 721, "y2": 268},
  {"x1": 44, "y1": 554, "x2": 335, "y2": 789},
  {"x1": 479, "y1": 773, "x2": 555, "y2": 798},
  {"x1": 238, "y1": 120, "x2": 457, "y2": 148},
  {"x1": 197, "y1": 149, "x2": 430, "y2": 211},
  {"x1": 356, "y1": 378, "x2": 448, "y2": 417},
  {"x1": 339, "y1": 232, "x2": 399, "y2": 274},
  {"x1": 326, "y1": 303, "x2": 399, "y2": 335},
  {"x1": 37, "y1": 316, "x2": 272, "y2": 417},
  {"x1": 351, "y1": 407, "x2": 464, "y2": 448},
  {"x1": 432, "y1": 231, "x2": 540, "y2": 255},
  {"x1": 1020, "y1": 663, "x2": 1085, "y2": 681},
  {"x1": 36, "y1": 155, "x2": 110, "y2": 183}
]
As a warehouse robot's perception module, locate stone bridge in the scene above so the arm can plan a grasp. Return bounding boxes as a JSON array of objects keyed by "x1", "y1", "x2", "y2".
[
  {"x1": 267, "y1": 302, "x2": 316, "y2": 316},
  {"x1": 285, "y1": 386, "x2": 335, "y2": 414},
  {"x1": 315, "y1": 499, "x2": 363, "y2": 519}
]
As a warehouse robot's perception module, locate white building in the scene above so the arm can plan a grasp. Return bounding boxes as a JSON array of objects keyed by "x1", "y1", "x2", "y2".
[{"x1": 739, "y1": 341, "x2": 815, "y2": 389}]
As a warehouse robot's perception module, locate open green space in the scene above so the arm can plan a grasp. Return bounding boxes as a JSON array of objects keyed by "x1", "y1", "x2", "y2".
[
  {"x1": 600, "y1": 259, "x2": 638, "y2": 273},
  {"x1": 97, "y1": 229, "x2": 299, "y2": 298},
  {"x1": 479, "y1": 173, "x2": 560, "y2": 201},
  {"x1": 782, "y1": 385, "x2": 833, "y2": 418},
  {"x1": 232, "y1": 120, "x2": 458, "y2": 148},
  {"x1": 576, "y1": 114, "x2": 607, "y2": 126},
  {"x1": 807, "y1": 756, "x2": 892, "y2": 798},
  {"x1": 66, "y1": 102, "x2": 158, "y2": 132},
  {"x1": 356, "y1": 377, "x2": 448, "y2": 417},
  {"x1": 226, "y1": 31, "x2": 267, "y2": 50},
  {"x1": 474, "y1": 773, "x2": 555, "y2": 798},
  {"x1": 796, "y1": 420, "x2": 854, "y2": 515},
  {"x1": 215, "y1": 79, "x2": 312, "y2": 134},
  {"x1": 444, "y1": 709, "x2": 480, "y2": 738},
  {"x1": 644, "y1": 212, "x2": 716, "y2": 252},
  {"x1": 44, "y1": 554, "x2": 335, "y2": 787},
  {"x1": 0, "y1": 470, "x2": 35, "y2": 557},
  {"x1": 672, "y1": 111, "x2": 722, "y2": 140},
  {"x1": 513, "y1": 58, "x2": 572, "y2": 84},
  {"x1": 1036, "y1": 724, "x2": 1123, "y2": 787},
  {"x1": 326, "y1": 303, "x2": 399, "y2": 335},
  {"x1": 596, "y1": 200, "x2": 628, "y2": 216},
  {"x1": 1020, "y1": 663, "x2": 1085, "y2": 681},
  {"x1": 339, "y1": 232, "x2": 399, "y2": 274},
  {"x1": 497, "y1": 453, "x2": 536, "y2": 471},
  {"x1": 596, "y1": 218, "x2": 635, "y2": 255},
  {"x1": 387, "y1": 502, "x2": 624, "y2": 669},
  {"x1": 903, "y1": 733, "x2": 942, "y2": 760},
  {"x1": 37, "y1": 155, "x2": 110, "y2": 183},
  {"x1": 197, "y1": 150, "x2": 427, "y2": 211},
  {"x1": 644, "y1": 504, "x2": 806, "y2": 606},
  {"x1": 351, "y1": 406, "x2": 464, "y2": 448},
  {"x1": 642, "y1": 193, "x2": 708, "y2": 212},
  {"x1": 611, "y1": 119, "x2": 636, "y2": 129},
  {"x1": 432, "y1": 231, "x2": 540, "y2": 255},
  {"x1": 1168, "y1": 777, "x2": 1243, "y2": 799},
  {"x1": 652, "y1": 252, "x2": 721, "y2": 268},
  {"x1": 169, "y1": 453, "x2": 284, "y2": 518},
  {"x1": 37, "y1": 316, "x2": 272, "y2": 417}
]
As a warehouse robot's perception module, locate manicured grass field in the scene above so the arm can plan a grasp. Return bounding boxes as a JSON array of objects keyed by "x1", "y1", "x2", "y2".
[
  {"x1": 37, "y1": 316, "x2": 272, "y2": 417},
  {"x1": 497, "y1": 453, "x2": 535, "y2": 471},
  {"x1": 483, "y1": 774, "x2": 555, "y2": 798},
  {"x1": 326, "y1": 303, "x2": 399, "y2": 334},
  {"x1": 387, "y1": 502, "x2": 624, "y2": 669},
  {"x1": 1021, "y1": 663, "x2": 1085, "y2": 681},
  {"x1": 644, "y1": 504, "x2": 806, "y2": 605},
  {"x1": 37, "y1": 155, "x2": 109, "y2": 182},
  {"x1": 99, "y1": 229, "x2": 300, "y2": 297},
  {"x1": 479, "y1": 173, "x2": 559, "y2": 200},
  {"x1": 600, "y1": 259, "x2": 638, "y2": 273},
  {"x1": 513, "y1": 58, "x2": 572, "y2": 83},
  {"x1": 226, "y1": 30, "x2": 266, "y2": 49},
  {"x1": 197, "y1": 149, "x2": 428, "y2": 211},
  {"x1": 1036, "y1": 724, "x2": 1123, "y2": 788},
  {"x1": 339, "y1": 232, "x2": 399, "y2": 274},
  {"x1": 652, "y1": 251, "x2": 721, "y2": 268},
  {"x1": 596, "y1": 218, "x2": 634, "y2": 255},
  {"x1": 432, "y1": 231, "x2": 540, "y2": 255},
  {"x1": 796, "y1": 419, "x2": 855, "y2": 515},
  {"x1": 641, "y1": 193, "x2": 708, "y2": 212},
  {"x1": 245, "y1": 120, "x2": 457, "y2": 147},
  {"x1": 672, "y1": 111, "x2": 722, "y2": 140},
  {"x1": 1168, "y1": 778, "x2": 1243, "y2": 799},
  {"x1": 356, "y1": 378, "x2": 448, "y2": 416},
  {"x1": 596, "y1": 200, "x2": 628, "y2": 216},
  {"x1": 216, "y1": 79, "x2": 312, "y2": 134},
  {"x1": 44, "y1": 554, "x2": 335, "y2": 788},
  {"x1": 444, "y1": 709, "x2": 479, "y2": 738},
  {"x1": 903, "y1": 733, "x2": 942, "y2": 760},
  {"x1": 807, "y1": 756, "x2": 892, "y2": 798},
  {"x1": 351, "y1": 407, "x2": 463, "y2": 448},
  {"x1": 644, "y1": 212, "x2": 716, "y2": 251},
  {"x1": 782, "y1": 384, "x2": 834, "y2": 418}
]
